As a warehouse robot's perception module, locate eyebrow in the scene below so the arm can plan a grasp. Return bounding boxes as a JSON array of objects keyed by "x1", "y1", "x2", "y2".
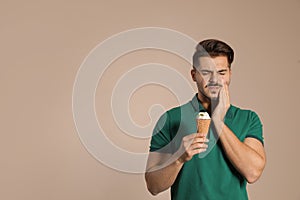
[
  {"x1": 199, "y1": 69, "x2": 212, "y2": 72},
  {"x1": 199, "y1": 69, "x2": 228, "y2": 72},
  {"x1": 218, "y1": 69, "x2": 228, "y2": 73}
]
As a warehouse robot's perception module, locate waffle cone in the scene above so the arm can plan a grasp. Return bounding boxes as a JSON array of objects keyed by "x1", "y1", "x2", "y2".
[{"x1": 197, "y1": 119, "x2": 211, "y2": 134}]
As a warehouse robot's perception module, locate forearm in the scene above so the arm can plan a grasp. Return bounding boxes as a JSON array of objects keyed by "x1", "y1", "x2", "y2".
[
  {"x1": 145, "y1": 156, "x2": 183, "y2": 195},
  {"x1": 145, "y1": 133, "x2": 207, "y2": 195},
  {"x1": 216, "y1": 121, "x2": 266, "y2": 183}
]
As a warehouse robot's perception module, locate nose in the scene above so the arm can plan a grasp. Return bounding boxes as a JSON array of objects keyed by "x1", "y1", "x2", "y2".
[{"x1": 209, "y1": 72, "x2": 218, "y2": 84}]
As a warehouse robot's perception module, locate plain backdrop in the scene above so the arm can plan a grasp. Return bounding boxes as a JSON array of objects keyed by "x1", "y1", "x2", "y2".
[{"x1": 1, "y1": 0, "x2": 300, "y2": 199}]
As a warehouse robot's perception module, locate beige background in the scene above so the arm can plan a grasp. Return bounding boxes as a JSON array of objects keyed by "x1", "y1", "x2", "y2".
[{"x1": 1, "y1": 0, "x2": 300, "y2": 199}]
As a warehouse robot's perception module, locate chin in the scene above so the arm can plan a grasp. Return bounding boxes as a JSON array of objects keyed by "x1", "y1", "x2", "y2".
[
  {"x1": 210, "y1": 96, "x2": 218, "y2": 101},
  {"x1": 208, "y1": 92, "x2": 218, "y2": 100}
]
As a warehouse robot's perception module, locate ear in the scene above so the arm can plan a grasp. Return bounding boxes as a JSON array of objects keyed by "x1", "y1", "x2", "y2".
[{"x1": 191, "y1": 68, "x2": 196, "y2": 82}]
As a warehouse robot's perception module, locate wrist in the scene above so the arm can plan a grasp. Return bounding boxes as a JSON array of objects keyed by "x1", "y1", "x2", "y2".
[
  {"x1": 212, "y1": 117, "x2": 223, "y2": 123},
  {"x1": 175, "y1": 157, "x2": 185, "y2": 165},
  {"x1": 212, "y1": 119, "x2": 225, "y2": 135},
  {"x1": 211, "y1": 114, "x2": 224, "y2": 124}
]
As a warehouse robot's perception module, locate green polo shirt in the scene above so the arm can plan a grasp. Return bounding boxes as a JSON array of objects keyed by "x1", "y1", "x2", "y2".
[{"x1": 150, "y1": 94, "x2": 264, "y2": 200}]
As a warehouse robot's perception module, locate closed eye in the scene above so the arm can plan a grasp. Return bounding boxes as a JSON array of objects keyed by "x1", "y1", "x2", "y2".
[
  {"x1": 200, "y1": 70, "x2": 212, "y2": 76},
  {"x1": 218, "y1": 69, "x2": 228, "y2": 75}
]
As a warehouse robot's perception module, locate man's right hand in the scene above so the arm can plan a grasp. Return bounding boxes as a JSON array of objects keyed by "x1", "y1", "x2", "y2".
[
  {"x1": 145, "y1": 133, "x2": 208, "y2": 195},
  {"x1": 176, "y1": 133, "x2": 209, "y2": 164}
]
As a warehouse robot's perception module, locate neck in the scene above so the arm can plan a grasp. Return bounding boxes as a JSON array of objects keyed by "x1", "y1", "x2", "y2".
[{"x1": 197, "y1": 93, "x2": 211, "y2": 112}]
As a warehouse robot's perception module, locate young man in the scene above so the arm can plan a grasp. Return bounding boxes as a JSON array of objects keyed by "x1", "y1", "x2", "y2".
[{"x1": 145, "y1": 39, "x2": 266, "y2": 200}]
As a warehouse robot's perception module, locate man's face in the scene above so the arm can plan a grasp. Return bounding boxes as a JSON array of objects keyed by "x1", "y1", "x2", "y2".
[{"x1": 191, "y1": 56, "x2": 231, "y2": 101}]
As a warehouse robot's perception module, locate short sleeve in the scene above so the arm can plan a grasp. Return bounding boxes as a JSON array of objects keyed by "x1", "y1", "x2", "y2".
[
  {"x1": 246, "y1": 111, "x2": 264, "y2": 145},
  {"x1": 149, "y1": 112, "x2": 172, "y2": 153}
]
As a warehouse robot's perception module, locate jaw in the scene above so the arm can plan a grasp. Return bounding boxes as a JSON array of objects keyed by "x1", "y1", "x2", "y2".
[
  {"x1": 208, "y1": 91, "x2": 219, "y2": 99},
  {"x1": 206, "y1": 87, "x2": 220, "y2": 99},
  {"x1": 197, "y1": 88, "x2": 220, "y2": 106}
]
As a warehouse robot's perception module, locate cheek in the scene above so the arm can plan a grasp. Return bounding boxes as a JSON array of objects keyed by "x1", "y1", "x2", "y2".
[
  {"x1": 226, "y1": 75, "x2": 231, "y2": 85},
  {"x1": 199, "y1": 76, "x2": 209, "y2": 85},
  {"x1": 220, "y1": 76, "x2": 230, "y2": 85},
  {"x1": 226, "y1": 78, "x2": 231, "y2": 85}
]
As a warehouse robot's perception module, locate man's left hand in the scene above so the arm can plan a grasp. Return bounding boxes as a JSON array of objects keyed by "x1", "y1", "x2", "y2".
[{"x1": 212, "y1": 80, "x2": 230, "y2": 123}]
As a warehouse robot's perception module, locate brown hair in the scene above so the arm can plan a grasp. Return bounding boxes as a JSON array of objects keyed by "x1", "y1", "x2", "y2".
[{"x1": 193, "y1": 39, "x2": 234, "y2": 68}]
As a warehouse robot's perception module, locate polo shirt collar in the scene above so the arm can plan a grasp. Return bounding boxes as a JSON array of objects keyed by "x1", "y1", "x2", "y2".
[{"x1": 191, "y1": 94, "x2": 206, "y2": 112}]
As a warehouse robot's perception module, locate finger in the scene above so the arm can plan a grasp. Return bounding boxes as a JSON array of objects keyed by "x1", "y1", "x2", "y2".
[
  {"x1": 184, "y1": 144, "x2": 208, "y2": 158},
  {"x1": 219, "y1": 84, "x2": 228, "y2": 105},
  {"x1": 223, "y1": 83, "x2": 229, "y2": 96},
  {"x1": 222, "y1": 82, "x2": 230, "y2": 106},
  {"x1": 184, "y1": 133, "x2": 207, "y2": 143},
  {"x1": 221, "y1": 79, "x2": 229, "y2": 96},
  {"x1": 226, "y1": 86, "x2": 230, "y2": 102},
  {"x1": 217, "y1": 84, "x2": 225, "y2": 100},
  {"x1": 195, "y1": 132, "x2": 207, "y2": 138},
  {"x1": 190, "y1": 143, "x2": 208, "y2": 150},
  {"x1": 190, "y1": 148, "x2": 207, "y2": 156},
  {"x1": 183, "y1": 145, "x2": 207, "y2": 158},
  {"x1": 192, "y1": 137, "x2": 209, "y2": 143},
  {"x1": 182, "y1": 133, "x2": 198, "y2": 142},
  {"x1": 183, "y1": 137, "x2": 208, "y2": 149},
  {"x1": 194, "y1": 148, "x2": 207, "y2": 154},
  {"x1": 193, "y1": 133, "x2": 205, "y2": 139},
  {"x1": 185, "y1": 148, "x2": 207, "y2": 159}
]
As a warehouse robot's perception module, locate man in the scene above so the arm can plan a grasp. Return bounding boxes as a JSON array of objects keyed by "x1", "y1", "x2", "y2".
[{"x1": 145, "y1": 39, "x2": 266, "y2": 200}]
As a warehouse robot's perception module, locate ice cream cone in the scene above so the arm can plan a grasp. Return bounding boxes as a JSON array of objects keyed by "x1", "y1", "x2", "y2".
[{"x1": 196, "y1": 112, "x2": 211, "y2": 135}]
